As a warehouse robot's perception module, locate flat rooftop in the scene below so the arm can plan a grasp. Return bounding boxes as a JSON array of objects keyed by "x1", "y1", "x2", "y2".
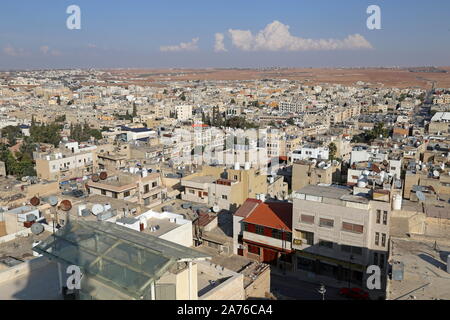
[
  {"x1": 388, "y1": 237, "x2": 450, "y2": 300},
  {"x1": 142, "y1": 217, "x2": 179, "y2": 237}
]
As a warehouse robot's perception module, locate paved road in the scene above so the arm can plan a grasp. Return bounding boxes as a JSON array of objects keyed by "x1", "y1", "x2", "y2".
[{"x1": 270, "y1": 273, "x2": 347, "y2": 300}]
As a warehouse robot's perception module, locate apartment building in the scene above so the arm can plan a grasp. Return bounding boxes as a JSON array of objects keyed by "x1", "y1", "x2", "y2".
[
  {"x1": 429, "y1": 112, "x2": 450, "y2": 135},
  {"x1": 175, "y1": 105, "x2": 193, "y2": 121},
  {"x1": 181, "y1": 164, "x2": 287, "y2": 211},
  {"x1": 233, "y1": 199, "x2": 293, "y2": 268},
  {"x1": 34, "y1": 142, "x2": 98, "y2": 182},
  {"x1": 291, "y1": 160, "x2": 337, "y2": 191},
  {"x1": 86, "y1": 168, "x2": 165, "y2": 208},
  {"x1": 292, "y1": 185, "x2": 391, "y2": 287},
  {"x1": 288, "y1": 145, "x2": 329, "y2": 163}
]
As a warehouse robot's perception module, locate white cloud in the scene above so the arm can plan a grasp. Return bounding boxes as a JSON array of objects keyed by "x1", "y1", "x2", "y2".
[
  {"x1": 160, "y1": 37, "x2": 199, "y2": 52},
  {"x1": 40, "y1": 45, "x2": 61, "y2": 56},
  {"x1": 214, "y1": 33, "x2": 227, "y2": 52},
  {"x1": 228, "y1": 20, "x2": 373, "y2": 52},
  {"x1": 39, "y1": 46, "x2": 50, "y2": 54},
  {"x1": 3, "y1": 45, "x2": 26, "y2": 57}
]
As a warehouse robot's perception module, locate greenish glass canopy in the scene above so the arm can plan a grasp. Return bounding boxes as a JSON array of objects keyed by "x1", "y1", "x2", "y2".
[{"x1": 33, "y1": 219, "x2": 209, "y2": 299}]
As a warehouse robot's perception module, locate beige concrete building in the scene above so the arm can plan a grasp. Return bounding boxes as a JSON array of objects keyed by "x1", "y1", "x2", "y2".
[
  {"x1": 292, "y1": 185, "x2": 391, "y2": 290},
  {"x1": 86, "y1": 170, "x2": 165, "y2": 208}
]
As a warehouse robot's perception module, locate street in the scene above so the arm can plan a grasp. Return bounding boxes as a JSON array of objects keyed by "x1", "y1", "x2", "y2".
[{"x1": 270, "y1": 273, "x2": 347, "y2": 300}]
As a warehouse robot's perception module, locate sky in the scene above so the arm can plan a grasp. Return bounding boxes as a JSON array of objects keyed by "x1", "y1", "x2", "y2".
[{"x1": 0, "y1": 0, "x2": 450, "y2": 70}]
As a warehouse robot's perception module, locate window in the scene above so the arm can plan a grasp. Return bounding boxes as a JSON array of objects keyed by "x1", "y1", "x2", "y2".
[
  {"x1": 373, "y1": 252, "x2": 379, "y2": 265},
  {"x1": 319, "y1": 240, "x2": 333, "y2": 249},
  {"x1": 342, "y1": 222, "x2": 364, "y2": 234},
  {"x1": 375, "y1": 232, "x2": 380, "y2": 246},
  {"x1": 203, "y1": 192, "x2": 208, "y2": 196},
  {"x1": 144, "y1": 184, "x2": 150, "y2": 193},
  {"x1": 383, "y1": 211, "x2": 388, "y2": 225},
  {"x1": 221, "y1": 195, "x2": 228, "y2": 200},
  {"x1": 248, "y1": 245, "x2": 259, "y2": 255},
  {"x1": 376, "y1": 210, "x2": 381, "y2": 224},
  {"x1": 152, "y1": 181, "x2": 158, "y2": 188},
  {"x1": 319, "y1": 218, "x2": 334, "y2": 228},
  {"x1": 124, "y1": 191, "x2": 130, "y2": 198},
  {"x1": 300, "y1": 231, "x2": 314, "y2": 245},
  {"x1": 244, "y1": 223, "x2": 255, "y2": 233},
  {"x1": 272, "y1": 229, "x2": 282, "y2": 239},
  {"x1": 101, "y1": 190, "x2": 106, "y2": 195},
  {"x1": 255, "y1": 225, "x2": 264, "y2": 235},
  {"x1": 301, "y1": 214, "x2": 315, "y2": 224},
  {"x1": 112, "y1": 192, "x2": 118, "y2": 199},
  {"x1": 381, "y1": 233, "x2": 386, "y2": 247}
]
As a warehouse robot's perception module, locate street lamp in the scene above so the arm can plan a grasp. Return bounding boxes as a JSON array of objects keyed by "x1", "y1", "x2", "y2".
[{"x1": 317, "y1": 283, "x2": 326, "y2": 301}]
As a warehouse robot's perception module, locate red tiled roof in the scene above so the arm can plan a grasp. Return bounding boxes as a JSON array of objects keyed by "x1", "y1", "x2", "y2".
[
  {"x1": 234, "y1": 198, "x2": 261, "y2": 218},
  {"x1": 243, "y1": 201, "x2": 292, "y2": 232}
]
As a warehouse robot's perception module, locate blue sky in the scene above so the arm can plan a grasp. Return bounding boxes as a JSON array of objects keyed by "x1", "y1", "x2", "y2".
[{"x1": 1, "y1": 0, "x2": 449, "y2": 69}]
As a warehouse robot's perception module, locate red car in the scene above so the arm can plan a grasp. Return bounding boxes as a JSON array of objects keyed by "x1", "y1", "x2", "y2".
[{"x1": 339, "y1": 287, "x2": 369, "y2": 300}]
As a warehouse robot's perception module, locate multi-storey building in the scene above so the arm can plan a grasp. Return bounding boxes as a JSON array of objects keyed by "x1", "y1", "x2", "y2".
[{"x1": 292, "y1": 185, "x2": 391, "y2": 287}]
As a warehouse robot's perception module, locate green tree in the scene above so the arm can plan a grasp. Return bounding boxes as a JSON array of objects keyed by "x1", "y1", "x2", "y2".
[{"x1": 328, "y1": 142, "x2": 337, "y2": 161}]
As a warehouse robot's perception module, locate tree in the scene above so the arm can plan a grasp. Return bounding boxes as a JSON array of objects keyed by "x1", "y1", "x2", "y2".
[
  {"x1": 1, "y1": 125, "x2": 21, "y2": 146},
  {"x1": 132, "y1": 103, "x2": 137, "y2": 117},
  {"x1": 328, "y1": 142, "x2": 337, "y2": 161},
  {"x1": 286, "y1": 118, "x2": 295, "y2": 125},
  {"x1": 230, "y1": 98, "x2": 236, "y2": 104}
]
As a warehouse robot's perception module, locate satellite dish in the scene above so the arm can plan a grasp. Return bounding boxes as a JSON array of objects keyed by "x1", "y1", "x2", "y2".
[
  {"x1": 91, "y1": 204, "x2": 104, "y2": 216},
  {"x1": 99, "y1": 172, "x2": 108, "y2": 180},
  {"x1": 59, "y1": 200, "x2": 72, "y2": 211},
  {"x1": 31, "y1": 223, "x2": 44, "y2": 235},
  {"x1": 30, "y1": 196, "x2": 40, "y2": 206},
  {"x1": 433, "y1": 170, "x2": 440, "y2": 177},
  {"x1": 92, "y1": 174, "x2": 100, "y2": 182},
  {"x1": 48, "y1": 196, "x2": 59, "y2": 206},
  {"x1": 416, "y1": 191, "x2": 426, "y2": 202},
  {"x1": 212, "y1": 205, "x2": 220, "y2": 213}
]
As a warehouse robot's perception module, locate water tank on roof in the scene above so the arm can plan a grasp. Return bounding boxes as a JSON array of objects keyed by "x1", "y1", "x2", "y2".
[
  {"x1": 244, "y1": 162, "x2": 251, "y2": 170},
  {"x1": 103, "y1": 203, "x2": 112, "y2": 211},
  {"x1": 357, "y1": 177, "x2": 367, "y2": 188},
  {"x1": 234, "y1": 162, "x2": 240, "y2": 170},
  {"x1": 92, "y1": 204, "x2": 104, "y2": 216},
  {"x1": 78, "y1": 204, "x2": 86, "y2": 216},
  {"x1": 393, "y1": 194, "x2": 402, "y2": 211}
]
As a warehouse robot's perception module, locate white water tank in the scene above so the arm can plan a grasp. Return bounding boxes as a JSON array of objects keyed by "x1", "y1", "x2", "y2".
[
  {"x1": 77, "y1": 204, "x2": 87, "y2": 216},
  {"x1": 103, "y1": 203, "x2": 112, "y2": 211},
  {"x1": 141, "y1": 170, "x2": 148, "y2": 178},
  {"x1": 244, "y1": 162, "x2": 251, "y2": 170},
  {"x1": 234, "y1": 162, "x2": 240, "y2": 170},
  {"x1": 357, "y1": 179, "x2": 367, "y2": 188},
  {"x1": 393, "y1": 194, "x2": 402, "y2": 211},
  {"x1": 259, "y1": 194, "x2": 266, "y2": 203}
]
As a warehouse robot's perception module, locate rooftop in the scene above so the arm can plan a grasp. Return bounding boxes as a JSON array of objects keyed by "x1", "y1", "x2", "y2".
[{"x1": 33, "y1": 220, "x2": 210, "y2": 299}]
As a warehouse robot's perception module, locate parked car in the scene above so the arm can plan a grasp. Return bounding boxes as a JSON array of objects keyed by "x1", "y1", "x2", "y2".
[{"x1": 339, "y1": 287, "x2": 369, "y2": 300}]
